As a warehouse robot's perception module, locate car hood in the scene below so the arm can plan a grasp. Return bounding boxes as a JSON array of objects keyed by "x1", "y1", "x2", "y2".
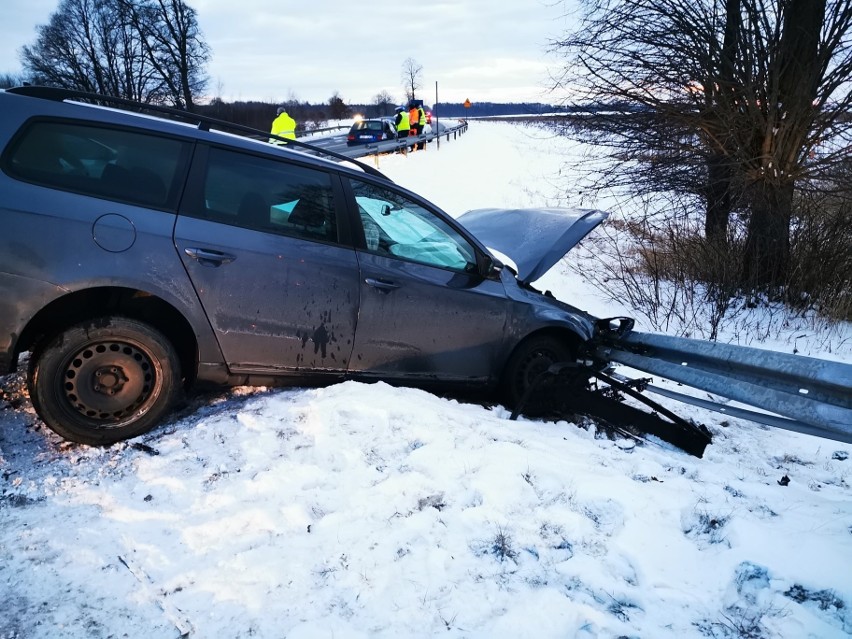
[{"x1": 457, "y1": 207, "x2": 609, "y2": 285}]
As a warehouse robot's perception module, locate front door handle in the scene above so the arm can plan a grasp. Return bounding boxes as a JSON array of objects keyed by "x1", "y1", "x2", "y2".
[
  {"x1": 365, "y1": 277, "x2": 399, "y2": 291},
  {"x1": 184, "y1": 247, "x2": 236, "y2": 267}
]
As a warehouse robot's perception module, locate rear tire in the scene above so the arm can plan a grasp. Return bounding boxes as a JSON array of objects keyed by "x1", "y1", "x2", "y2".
[
  {"x1": 28, "y1": 317, "x2": 182, "y2": 446},
  {"x1": 501, "y1": 335, "x2": 575, "y2": 415}
]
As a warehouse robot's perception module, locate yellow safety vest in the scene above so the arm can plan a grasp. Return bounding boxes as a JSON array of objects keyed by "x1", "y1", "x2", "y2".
[
  {"x1": 269, "y1": 112, "x2": 296, "y2": 144},
  {"x1": 418, "y1": 107, "x2": 426, "y2": 126},
  {"x1": 396, "y1": 112, "x2": 410, "y2": 133}
]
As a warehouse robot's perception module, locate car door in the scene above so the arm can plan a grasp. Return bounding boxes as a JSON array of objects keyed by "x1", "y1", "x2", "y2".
[
  {"x1": 174, "y1": 145, "x2": 360, "y2": 375},
  {"x1": 344, "y1": 177, "x2": 510, "y2": 383}
]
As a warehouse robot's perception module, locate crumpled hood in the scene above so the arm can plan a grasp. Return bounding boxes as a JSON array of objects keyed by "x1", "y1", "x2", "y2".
[{"x1": 457, "y1": 207, "x2": 609, "y2": 284}]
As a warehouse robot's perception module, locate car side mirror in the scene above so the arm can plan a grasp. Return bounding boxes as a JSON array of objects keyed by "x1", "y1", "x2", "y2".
[{"x1": 479, "y1": 253, "x2": 503, "y2": 280}]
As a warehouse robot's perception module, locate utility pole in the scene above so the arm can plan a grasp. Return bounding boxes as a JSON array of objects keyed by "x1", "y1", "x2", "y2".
[{"x1": 435, "y1": 81, "x2": 439, "y2": 150}]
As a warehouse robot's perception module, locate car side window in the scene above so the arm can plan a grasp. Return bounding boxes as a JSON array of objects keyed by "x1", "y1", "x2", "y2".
[
  {"x1": 196, "y1": 147, "x2": 338, "y2": 243},
  {"x1": 350, "y1": 178, "x2": 477, "y2": 272},
  {"x1": 3, "y1": 120, "x2": 188, "y2": 209}
]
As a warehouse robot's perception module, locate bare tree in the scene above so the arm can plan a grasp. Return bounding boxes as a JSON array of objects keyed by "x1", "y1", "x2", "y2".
[
  {"x1": 21, "y1": 0, "x2": 154, "y2": 100},
  {"x1": 117, "y1": 0, "x2": 209, "y2": 110},
  {"x1": 20, "y1": 0, "x2": 209, "y2": 107},
  {"x1": 0, "y1": 73, "x2": 26, "y2": 88},
  {"x1": 551, "y1": 0, "x2": 852, "y2": 289},
  {"x1": 373, "y1": 89, "x2": 395, "y2": 116},
  {"x1": 401, "y1": 57, "x2": 423, "y2": 102}
]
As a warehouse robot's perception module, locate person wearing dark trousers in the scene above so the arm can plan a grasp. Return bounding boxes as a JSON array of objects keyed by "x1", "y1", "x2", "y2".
[
  {"x1": 394, "y1": 106, "x2": 410, "y2": 152},
  {"x1": 416, "y1": 105, "x2": 427, "y2": 150},
  {"x1": 408, "y1": 104, "x2": 420, "y2": 151}
]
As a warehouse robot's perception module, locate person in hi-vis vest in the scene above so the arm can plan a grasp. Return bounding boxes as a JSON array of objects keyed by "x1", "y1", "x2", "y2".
[{"x1": 269, "y1": 106, "x2": 296, "y2": 144}]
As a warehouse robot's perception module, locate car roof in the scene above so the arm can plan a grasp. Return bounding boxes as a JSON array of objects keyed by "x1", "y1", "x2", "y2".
[{"x1": 2, "y1": 86, "x2": 393, "y2": 182}]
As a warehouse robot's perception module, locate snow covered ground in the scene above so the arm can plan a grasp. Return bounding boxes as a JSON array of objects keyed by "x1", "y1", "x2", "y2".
[{"x1": 1, "y1": 121, "x2": 850, "y2": 639}]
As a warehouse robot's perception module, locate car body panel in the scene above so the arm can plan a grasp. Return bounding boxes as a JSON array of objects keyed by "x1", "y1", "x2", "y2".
[
  {"x1": 457, "y1": 208, "x2": 609, "y2": 285},
  {"x1": 0, "y1": 273, "x2": 69, "y2": 372},
  {"x1": 500, "y1": 271, "x2": 598, "y2": 344},
  {"x1": 0, "y1": 174, "x2": 225, "y2": 372},
  {"x1": 174, "y1": 215, "x2": 361, "y2": 374},
  {"x1": 348, "y1": 251, "x2": 510, "y2": 382}
]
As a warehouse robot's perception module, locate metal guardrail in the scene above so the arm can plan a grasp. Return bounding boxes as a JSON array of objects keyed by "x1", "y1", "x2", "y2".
[
  {"x1": 296, "y1": 124, "x2": 350, "y2": 138},
  {"x1": 597, "y1": 332, "x2": 852, "y2": 444},
  {"x1": 338, "y1": 121, "x2": 469, "y2": 160}
]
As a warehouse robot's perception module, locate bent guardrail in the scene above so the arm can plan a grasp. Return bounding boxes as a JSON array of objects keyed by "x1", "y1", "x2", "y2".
[{"x1": 596, "y1": 331, "x2": 852, "y2": 444}]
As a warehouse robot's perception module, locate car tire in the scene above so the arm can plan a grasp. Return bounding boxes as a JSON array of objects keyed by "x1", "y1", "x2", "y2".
[
  {"x1": 28, "y1": 317, "x2": 182, "y2": 446},
  {"x1": 501, "y1": 335, "x2": 575, "y2": 414}
]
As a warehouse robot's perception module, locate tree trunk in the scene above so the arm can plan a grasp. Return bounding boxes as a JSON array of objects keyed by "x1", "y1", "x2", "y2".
[
  {"x1": 741, "y1": 180, "x2": 794, "y2": 287},
  {"x1": 705, "y1": 157, "x2": 732, "y2": 243},
  {"x1": 740, "y1": 0, "x2": 825, "y2": 288},
  {"x1": 704, "y1": 0, "x2": 740, "y2": 244}
]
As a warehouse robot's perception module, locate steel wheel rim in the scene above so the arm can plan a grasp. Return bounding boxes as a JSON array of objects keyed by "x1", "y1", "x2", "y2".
[
  {"x1": 517, "y1": 347, "x2": 560, "y2": 390},
  {"x1": 60, "y1": 339, "x2": 156, "y2": 424}
]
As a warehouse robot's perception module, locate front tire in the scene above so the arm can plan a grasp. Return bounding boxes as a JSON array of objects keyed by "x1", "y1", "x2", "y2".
[
  {"x1": 28, "y1": 317, "x2": 182, "y2": 446},
  {"x1": 502, "y1": 335, "x2": 575, "y2": 415}
]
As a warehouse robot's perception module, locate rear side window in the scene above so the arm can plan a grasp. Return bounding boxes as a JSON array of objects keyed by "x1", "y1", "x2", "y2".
[
  {"x1": 190, "y1": 147, "x2": 339, "y2": 243},
  {"x1": 3, "y1": 120, "x2": 190, "y2": 209}
]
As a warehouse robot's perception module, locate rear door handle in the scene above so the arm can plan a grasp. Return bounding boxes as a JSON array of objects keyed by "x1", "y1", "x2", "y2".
[
  {"x1": 184, "y1": 247, "x2": 236, "y2": 267},
  {"x1": 365, "y1": 277, "x2": 399, "y2": 291}
]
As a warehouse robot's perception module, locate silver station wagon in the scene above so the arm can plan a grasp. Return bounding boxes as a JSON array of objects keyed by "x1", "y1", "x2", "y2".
[{"x1": 0, "y1": 86, "x2": 619, "y2": 445}]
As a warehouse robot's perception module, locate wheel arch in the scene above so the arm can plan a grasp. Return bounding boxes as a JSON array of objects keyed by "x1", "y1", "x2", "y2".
[
  {"x1": 498, "y1": 328, "x2": 587, "y2": 411},
  {"x1": 503, "y1": 327, "x2": 585, "y2": 370},
  {"x1": 18, "y1": 286, "x2": 198, "y2": 387}
]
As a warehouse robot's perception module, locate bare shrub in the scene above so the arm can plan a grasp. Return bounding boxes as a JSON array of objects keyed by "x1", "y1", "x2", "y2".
[
  {"x1": 786, "y1": 195, "x2": 852, "y2": 322},
  {"x1": 577, "y1": 209, "x2": 743, "y2": 340},
  {"x1": 489, "y1": 527, "x2": 518, "y2": 563},
  {"x1": 571, "y1": 180, "x2": 850, "y2": 342}
]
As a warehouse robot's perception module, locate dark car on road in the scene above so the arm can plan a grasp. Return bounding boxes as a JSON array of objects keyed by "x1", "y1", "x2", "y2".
[
  {"x1": 0, "y1": 86, "x2": 620, "y2": 446},
  {"x1": 346, "y1": 118, "x2": 397, "y2": 146}
]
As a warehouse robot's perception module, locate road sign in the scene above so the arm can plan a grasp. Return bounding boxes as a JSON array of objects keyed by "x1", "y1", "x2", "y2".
[{"x1": 463, "y1": 98, "x2": 471, "y2": 108}]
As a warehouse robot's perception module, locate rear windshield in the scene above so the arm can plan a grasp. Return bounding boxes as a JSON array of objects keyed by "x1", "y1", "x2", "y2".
[
  {"x1": 351, "y1": 121, "x2": 385, "y2": 131},
  {"x1": 3, "y1": 120, "x2": 191, "y2": 209}
]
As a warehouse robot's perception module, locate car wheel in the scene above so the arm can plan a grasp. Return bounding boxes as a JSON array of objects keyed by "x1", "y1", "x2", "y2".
[
  {"x1": 502, "y1": 335, "x2": 575, "y2": 413},
  {"x1": 28, "y1": 317, "x2": 182, "y2": 446}
]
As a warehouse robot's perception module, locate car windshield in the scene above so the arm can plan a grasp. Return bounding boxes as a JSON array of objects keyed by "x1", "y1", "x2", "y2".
[
  {"x1": 352, "y1": 121, "x2": 384, "y2": 131},
  {"x1": 353, "y1": 180, "x2": 476, "y2": 271}
]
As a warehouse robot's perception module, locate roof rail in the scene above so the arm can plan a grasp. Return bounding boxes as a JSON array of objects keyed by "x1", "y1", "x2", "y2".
[{"x1": 6, "y1": 85, "x2": 391, "y2": 180}]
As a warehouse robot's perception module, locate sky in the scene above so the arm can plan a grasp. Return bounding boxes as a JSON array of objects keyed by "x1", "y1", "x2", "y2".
[
  {"x1": 1, "y1": 121, "x2": 851, "y2": 638},
  {"x1": 0, "y1": 0, "x2": 577, "y2": 105}
]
